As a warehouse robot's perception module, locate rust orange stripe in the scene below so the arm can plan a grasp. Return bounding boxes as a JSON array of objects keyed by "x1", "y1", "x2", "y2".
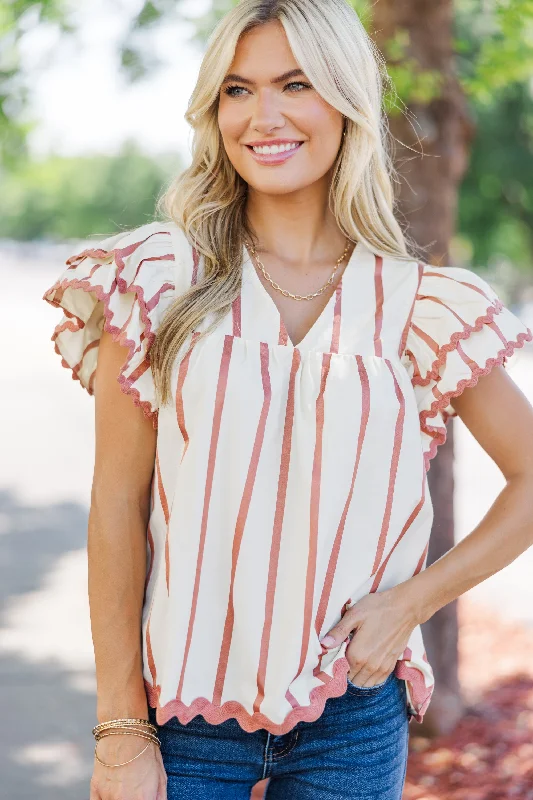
[
  {"x1": 155, "y1": 450, "x2": 171, "y2": 594},
  {"x1": 487, "y1": 319, "x2": 508, "y2": 346},
  {"x1": 131, "y1": 254, "x2": 174, "y2": 284},
  {"x1": 293, "y1": 352, "x2": 331, "y2": 681},
  {"x1": 213, "y1": 343, "x2": 272, "y2": 705},
  {"x1": 399, "y1": 263, "x2": 424, "y2": 358},
  {"x1": 175, "y1": 332, "x2": 201, "y2": 463},
  {"x1": 177, "y1": 335, "x2": 234, "y2": 700},
  {"x1": 370, "y1": 474, "x2": 426, "y2": 592},
  {"x1": 456, "y1": 341, "x2": 478, "y2": 372},
  {"x1": 411, "y1": 323, "x2": 440, "y2": 355},
  {"x1": 330, "y1": 279, "x2": 343, "y2": 354},
  {"x1": 416, "y1": 294, "x2": 468, "y2": 327},
  {"x1": 314, "y1": 355, "x2": 370, "y2": 636},
  {"x1": 413, "y1": 542, "x2": 429, "y2": 576},
  {"x1": 423, "y1": 270, "x2": 494, "y2": 302},
  {"x1": 279, "y1": 316, "x2": 289, "y2": 346},
  {"x1": 371, "y1": 361, "x2": 406, "y2": 576},
  {"x1": 253, "y1": 348, "x2": 301, "y2": 712},
  {"x1": 232, "y1": 295, "x2": 242, "y2": 337}
]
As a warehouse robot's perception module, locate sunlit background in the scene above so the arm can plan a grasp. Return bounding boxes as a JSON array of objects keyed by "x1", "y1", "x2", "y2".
[{"x1": 2, "y1": 2, "x2": 533, "y2": 798}]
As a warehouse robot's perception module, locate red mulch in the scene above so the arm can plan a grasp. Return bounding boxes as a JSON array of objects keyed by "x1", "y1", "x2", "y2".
[{"x1": 404, "y1": 595, "x2": 533, "y2": 799}]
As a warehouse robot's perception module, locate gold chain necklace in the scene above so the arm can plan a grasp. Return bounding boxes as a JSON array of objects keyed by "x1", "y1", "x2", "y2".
[{"x1": 245, "y1": 239, "x2": 352, "y2": 301}]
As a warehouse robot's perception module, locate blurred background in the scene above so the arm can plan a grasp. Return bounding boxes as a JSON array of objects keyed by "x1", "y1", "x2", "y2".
[{"x1": 1, "y1": 1, "x2": 533, "y2": 798}]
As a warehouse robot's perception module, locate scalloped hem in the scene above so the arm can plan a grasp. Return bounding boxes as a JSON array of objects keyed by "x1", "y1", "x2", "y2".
[
  {"x1": 43, "y1": 241, "x2": 175, "y2": 430},
  {"x1": 394, "y1": 661, "x2": 434, "y2": 724},
  {"x1": 412, "y1": 300, "x2": 504, "y2": 387},
  {"x1": 420, "y1": 328, "x2": 533, "y2": 472},
  {"x1": 144, "y1": 654, "x2": 433, "y2": 734},
  {"x1": 145, "y1": 657, "x2": 354, "y2": 735}
]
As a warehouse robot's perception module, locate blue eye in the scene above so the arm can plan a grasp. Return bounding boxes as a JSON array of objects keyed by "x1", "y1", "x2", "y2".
[
  {"x1": 223, "y1": 81, "x2": 312, "y2": 97},
  {"x1": 224, "y1": 85, "x2": 248, "y2": 97},
  {"x1": 285, "y1": 81, "x2": 312, "y2": 92}
]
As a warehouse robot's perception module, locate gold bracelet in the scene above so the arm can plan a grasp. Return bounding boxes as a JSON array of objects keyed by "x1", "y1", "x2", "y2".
[
  {"x1": 95, "y1": 729, "x2": 161, "y2": 747},
  {"x1": 94, "y1": 725, "x2": 159, "y2": 740},
  {"x1": 92, "y1": 717, "x2": 157, "y2": 736},
  {"x1": 94, "y1": 738, "x2": 152, "y2": 769}
]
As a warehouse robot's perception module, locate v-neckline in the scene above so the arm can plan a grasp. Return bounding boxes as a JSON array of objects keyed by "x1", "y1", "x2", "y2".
[{"x1": 242, "y1": 240, "x2": 362, "y2": 349}]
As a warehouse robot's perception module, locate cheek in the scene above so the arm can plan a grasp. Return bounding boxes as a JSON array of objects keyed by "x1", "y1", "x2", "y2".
[
  {"x1": 306, "y1": 106, "x2": 343, "y2": 151},
  {"x1": 218, "y1": 103, "x2": 244, "y2": 149}
]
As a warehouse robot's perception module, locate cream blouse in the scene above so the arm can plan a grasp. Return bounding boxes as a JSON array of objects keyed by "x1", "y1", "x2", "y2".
[{"x1": 43, "y1": 220, "x2": 532, "y2": 734}]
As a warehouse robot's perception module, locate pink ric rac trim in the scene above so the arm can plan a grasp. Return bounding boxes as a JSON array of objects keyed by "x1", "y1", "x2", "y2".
[
  {"x1": 419, "y1": 320, "x2": 533, "y2": 474},
  {"x1": 144, "y1": 652, "x2": 433, "y2": 732},
  {"x1": 145, "y1": 656, "x2": 354, "y2": 735},
  {"x1": 394, "y1": 658, "x2": 433, "y2": 723},
  {"x1": 412, "y1": 300, "x2": 504, "y2": 387},
  {"x1": 43, "y1": 238, "x2": 175, "y2": 431}
]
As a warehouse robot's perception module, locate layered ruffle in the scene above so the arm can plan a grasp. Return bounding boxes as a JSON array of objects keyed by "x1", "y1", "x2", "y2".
[
  {"x1": 42, "y1": 222, "x2": 178, "y2": 428},
  {"x1": 402, "y1": 265, "x2": 532, "y2": 469}
]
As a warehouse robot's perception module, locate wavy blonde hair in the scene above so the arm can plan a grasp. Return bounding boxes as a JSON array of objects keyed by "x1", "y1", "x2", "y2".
[{"x1": 151, "y1": 0, "x2": 413, "y2": 408}]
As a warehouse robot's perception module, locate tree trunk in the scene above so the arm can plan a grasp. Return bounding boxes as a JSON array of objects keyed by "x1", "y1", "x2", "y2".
[{"x1": 372, "y1": 0, "x2": 476, "y2": 736}]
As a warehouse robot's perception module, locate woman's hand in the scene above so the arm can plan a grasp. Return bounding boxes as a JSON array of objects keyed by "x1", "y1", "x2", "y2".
[
  {"x1": 320, "y1": 587, "x2": 418, "y2": 687},
  {"x1": 89, "y1": 735, "x2": 167, "y2": 800}
]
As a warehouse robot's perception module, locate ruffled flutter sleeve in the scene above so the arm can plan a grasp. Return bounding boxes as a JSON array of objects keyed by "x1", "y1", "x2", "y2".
[
  {"x1": 42, "y1": 221, "x2": 178, "y2": 429},
  {"x1": 402, "y1": 264, "x2": 533, "y2": 466}
]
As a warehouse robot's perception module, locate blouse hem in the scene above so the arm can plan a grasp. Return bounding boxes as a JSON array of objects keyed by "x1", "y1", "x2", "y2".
[{"x1": 143, "y1": 655, "x2": 433, "y2": 733}]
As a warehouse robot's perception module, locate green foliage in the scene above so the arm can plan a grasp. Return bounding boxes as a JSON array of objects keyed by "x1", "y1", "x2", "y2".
[
  {"x1": 457, "y1": 0, "x2": 533, "y2": 102},
  {"x1": 0, "y1": 0, "x2": 71, "y2": 164},
  {"x1": 0, "y1": 143, "x2": 181, "y2": 240},
  {"x1": 458, "y1": 81, "x2": 533, "y2": 268}
]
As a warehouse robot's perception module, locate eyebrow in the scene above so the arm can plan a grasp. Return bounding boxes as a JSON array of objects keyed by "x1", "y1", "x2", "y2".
[{"x1": 221, "y1": 69, "x2": 307, "y2": 86}]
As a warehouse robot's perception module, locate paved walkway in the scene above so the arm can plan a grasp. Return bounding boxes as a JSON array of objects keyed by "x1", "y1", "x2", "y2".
[{"x1": 1, "y1": 244, "x2": 532, "y2": 798}]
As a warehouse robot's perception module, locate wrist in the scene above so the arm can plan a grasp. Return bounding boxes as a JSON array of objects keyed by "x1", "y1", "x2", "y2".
[
  {"x1": 96, "y1": 690, "x2": 149, "y2": 724},
  {"x1": 389, "y1": 573, "x2": 437, "y2": 627}
]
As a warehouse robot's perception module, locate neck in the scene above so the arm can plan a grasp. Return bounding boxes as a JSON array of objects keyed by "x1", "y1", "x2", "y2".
[{"x1": 245, "y1": 179, "x2": 346, "y2": 271}]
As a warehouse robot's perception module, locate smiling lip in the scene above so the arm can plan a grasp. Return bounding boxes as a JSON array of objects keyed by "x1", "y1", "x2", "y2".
[{"x1": 245, "y1": 141, "x2": 304, "y2": 165}]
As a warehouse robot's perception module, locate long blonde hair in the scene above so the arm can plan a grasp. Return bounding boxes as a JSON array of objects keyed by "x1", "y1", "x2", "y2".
[{"x1": 151, "y1": 0, "x2": 412, "y2": 408}]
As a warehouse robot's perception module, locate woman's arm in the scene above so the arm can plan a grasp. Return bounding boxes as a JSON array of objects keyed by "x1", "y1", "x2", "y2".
[
  {"x1": 400, "y1": 363, "x2": 533, "y2": 624},
  {"x1": 321, "y1": 363, "x2": 533, "y2": 687},
  {"x1": 89, "y1": 328, "x2": 157, "y2": 724}
]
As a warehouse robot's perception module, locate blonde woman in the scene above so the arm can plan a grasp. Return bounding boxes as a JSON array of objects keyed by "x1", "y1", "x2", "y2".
[{"x1": 43, "y1": 1, "x2": 533, "y2": 798}]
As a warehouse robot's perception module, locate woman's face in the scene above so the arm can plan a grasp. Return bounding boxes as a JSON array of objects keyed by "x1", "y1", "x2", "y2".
[{"x1": 217, "y1": 20, "x2": 344, "y2": 196}]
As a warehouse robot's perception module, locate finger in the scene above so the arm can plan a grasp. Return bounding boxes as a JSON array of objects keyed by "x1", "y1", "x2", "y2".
[
  {"x1": 349, "y1": 660, "x2": 394, "y2": 687},
  {"x1": 348, "y1": 667, "x2": 375, "y2": 686},
  {"x1": 321, "y1": 616, "x2": 357, "y2": 648}
]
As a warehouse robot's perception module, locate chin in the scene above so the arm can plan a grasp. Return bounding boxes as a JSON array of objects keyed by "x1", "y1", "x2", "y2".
[
  {"x1": 248, "y1": 181, "x2": 309, "y2": 196},
  {"x1": 241, "y1": 170, "x2": 317, "y2": 196}
]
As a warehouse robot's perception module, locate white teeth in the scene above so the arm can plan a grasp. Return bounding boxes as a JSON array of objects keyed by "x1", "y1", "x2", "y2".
[{"x1": 252, "y1": 142, "x2": 300, "y2": 155}]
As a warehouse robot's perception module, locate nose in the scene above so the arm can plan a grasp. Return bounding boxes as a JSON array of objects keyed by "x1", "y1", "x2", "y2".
[{"x1": 249, "y1": 89, "x2": 285, "y2": 135}]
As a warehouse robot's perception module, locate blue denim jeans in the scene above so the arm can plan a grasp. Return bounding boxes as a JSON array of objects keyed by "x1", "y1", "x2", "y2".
[{"x1": 147, "y1": 671, "x2": 410, "y2": 799}]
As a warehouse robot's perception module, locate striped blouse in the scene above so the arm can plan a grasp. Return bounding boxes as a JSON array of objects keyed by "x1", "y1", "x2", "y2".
[{"x1": 42, "y1": 220, "x2": 532, "y2": 734}]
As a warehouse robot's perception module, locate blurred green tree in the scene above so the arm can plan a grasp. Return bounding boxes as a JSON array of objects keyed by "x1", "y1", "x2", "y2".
[
  {"x1": 0, "y1": 142, "x2": 181, "y2": 239},
  {"x1": 0, "y1": 0, "x2": 71, "y2": 165}
]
